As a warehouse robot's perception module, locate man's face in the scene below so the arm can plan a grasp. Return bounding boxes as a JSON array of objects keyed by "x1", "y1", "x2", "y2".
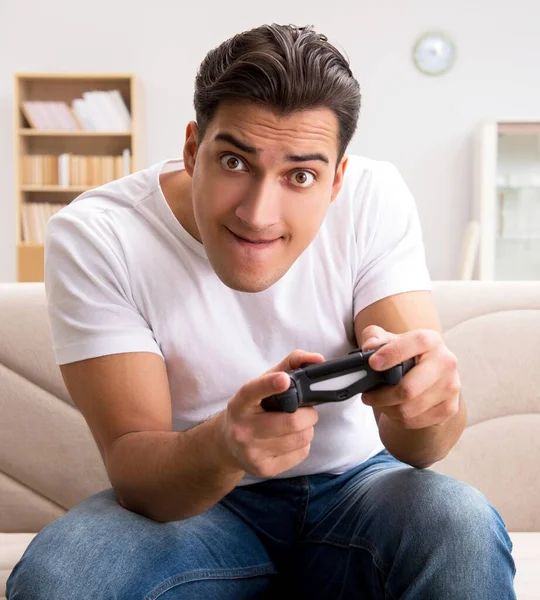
[{"x1": 183, "y1": 101, "x2": 348, "y2": 293}]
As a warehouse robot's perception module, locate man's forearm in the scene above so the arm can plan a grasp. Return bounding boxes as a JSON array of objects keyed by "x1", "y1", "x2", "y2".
[
  {"x1": 378, "y1": 395, "x2": 467, "y2": 469},
  {"x1": 105, "y1": 412, "x2": 245, "y2": 523}
]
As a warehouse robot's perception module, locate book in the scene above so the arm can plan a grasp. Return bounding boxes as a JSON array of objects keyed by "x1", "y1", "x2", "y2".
[{"x1": 21, "y1": 101, "x2": 80, "y2": 130}]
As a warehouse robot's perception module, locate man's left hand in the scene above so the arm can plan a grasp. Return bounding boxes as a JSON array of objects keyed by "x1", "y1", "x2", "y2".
[{"x1": 361, "y1": 325, "x2": 461, "y2": 430}]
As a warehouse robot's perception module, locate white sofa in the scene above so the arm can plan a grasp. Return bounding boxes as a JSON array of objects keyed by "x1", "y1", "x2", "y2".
[{"x1": 0, "y1": 281, "x2": 539, "y2": 599}]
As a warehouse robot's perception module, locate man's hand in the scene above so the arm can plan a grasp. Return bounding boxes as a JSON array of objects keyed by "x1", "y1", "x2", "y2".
[
  {"x1": 217, "y1": 350, "x2": 325, "y2": 478},
  {"x1": 360, "y1": 325, "x2": 461, "y2": 430}
]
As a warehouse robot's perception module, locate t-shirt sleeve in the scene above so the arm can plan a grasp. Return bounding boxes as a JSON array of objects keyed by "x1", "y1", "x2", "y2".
[
  {"x1": 44, "y1": 210, "x2": 164, "y2": 365},
  {"x1": 352, "y1": 161, "x2": 432, "y2": 320}
]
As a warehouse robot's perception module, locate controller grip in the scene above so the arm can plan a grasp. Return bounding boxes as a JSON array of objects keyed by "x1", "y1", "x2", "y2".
[
  {"x1": 382, "y1": 357, "x2": 415, "y2": 385},
  {"x1": 260, "y1": 389, "x2": 298, "y2": 413}
]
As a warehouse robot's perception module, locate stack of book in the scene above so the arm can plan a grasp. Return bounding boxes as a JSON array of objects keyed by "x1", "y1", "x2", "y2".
[
  {"x1": 20, "y1": 203, "x2": 65, "y2": 244},
  {"x1": 21, "y1": 89, "x2": 131, "y2": 131},
  {"x1": 23, "y1": 149, "x2": 131, "y2": 187}
]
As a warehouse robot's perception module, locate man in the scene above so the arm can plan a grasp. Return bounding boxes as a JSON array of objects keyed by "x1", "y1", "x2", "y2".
[{"x1": 7, "y1": 23, "x2": 515, "y2": 600}]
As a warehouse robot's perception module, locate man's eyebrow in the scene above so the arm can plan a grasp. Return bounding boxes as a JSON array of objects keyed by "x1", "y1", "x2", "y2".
[
  {"x1": 285, "y1": 152, "x2": 329, "y2": 165},
  {"x1": 214, "y1": 132, "x2": 329, "y2": 165},
  {"x1": 214, "y1": 133, "x2": 258, "y2": 154}
]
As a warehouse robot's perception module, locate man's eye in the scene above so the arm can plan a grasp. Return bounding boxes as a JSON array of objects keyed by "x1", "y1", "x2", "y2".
[
  {"x1": 220, "y1": 154, "x2": 247, "y2": 171},
  {"x1": 290, "y1": 170, "x2": 315, "y2": 187}
]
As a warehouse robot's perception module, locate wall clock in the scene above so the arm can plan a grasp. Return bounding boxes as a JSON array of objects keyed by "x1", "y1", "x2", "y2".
[{"x1": 413, "y1": 32, "x2": 456, "y2": 76}]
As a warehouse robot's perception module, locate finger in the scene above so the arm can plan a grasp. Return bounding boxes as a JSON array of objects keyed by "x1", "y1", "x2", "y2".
[
  {"x1": 360, "y1": 325, "x2": 395, "y2": 350},
  {"x1": 368, "y1": 329, "x2": 441, "y2": 371},
  {"x1": 231, "y1": 371, "x2": 291, "y2": 413},
  {"x1": 255, "y1": 425, "x2": 315, "y2": 453},
  {"x1": 381, "y1": 383, "x2": 461, "y2": 429},
  {"x1": 251, "y1": 443, "x2": 313, "y2": 478},
  {"x1": 254, "y1": 406, "x2": 319, "y2": 439},
  {"x1": 361, "y1": 354, "x2": 443, "y2": 408}
]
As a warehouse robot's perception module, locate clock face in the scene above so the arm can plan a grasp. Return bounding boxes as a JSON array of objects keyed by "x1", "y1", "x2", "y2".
[{"x1": 413, "y1": 32, "x2": 456, "y2": 76}]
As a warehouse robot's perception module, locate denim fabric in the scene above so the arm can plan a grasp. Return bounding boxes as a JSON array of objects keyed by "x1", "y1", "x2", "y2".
[{"x1": 6, "y1": 449, "x2": 516, "y2": 599}]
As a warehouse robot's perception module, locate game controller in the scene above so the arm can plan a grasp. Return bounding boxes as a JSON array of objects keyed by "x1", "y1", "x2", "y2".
[{"x1": 261, "y1": 345, "x2": 415, "y2": 413}]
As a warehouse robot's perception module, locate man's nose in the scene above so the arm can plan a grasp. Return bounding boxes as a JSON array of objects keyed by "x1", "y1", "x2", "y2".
[{"x1": 235, "y1": 179, "x2": 280, "y2": 231}]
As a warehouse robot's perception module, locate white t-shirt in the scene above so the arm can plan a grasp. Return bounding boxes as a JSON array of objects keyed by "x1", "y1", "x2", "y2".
[{"x1": 44, "y1": 155, "x2": 432, "y2": 486}]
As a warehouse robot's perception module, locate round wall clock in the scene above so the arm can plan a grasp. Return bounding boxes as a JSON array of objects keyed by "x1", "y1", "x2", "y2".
[{"x1": 413, "y1": 32, "x2": 456, "y2": 76}]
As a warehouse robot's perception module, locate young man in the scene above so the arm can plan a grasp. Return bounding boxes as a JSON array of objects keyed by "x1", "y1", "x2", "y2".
[{"x1": 7, "y1": 23, "x2": 515, "y2": 600}]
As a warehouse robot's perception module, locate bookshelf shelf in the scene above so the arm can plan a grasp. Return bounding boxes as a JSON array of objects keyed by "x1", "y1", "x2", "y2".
[
  {"x1": 21, "y1": 185, "x2": 95, "y2": 193},
  {"x1": 15, "y1": 72, "x2": 140, "y2": 282},
  {"x1": 19, "y1": 129, "x2": 132, "y2": 137},
  {"x1": 17, "y1": 72, "x2": 133, "y2": 80}
]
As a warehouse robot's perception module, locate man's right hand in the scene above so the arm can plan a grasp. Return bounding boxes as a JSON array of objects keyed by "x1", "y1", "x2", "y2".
[{"x1": 216, "y1": 350, "x2": 325, "y2": 479}]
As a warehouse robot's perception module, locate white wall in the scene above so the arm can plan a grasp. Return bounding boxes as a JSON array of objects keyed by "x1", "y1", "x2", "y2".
[{"x1": 1, "y1": 0, "x2": 540, "y2": 282}]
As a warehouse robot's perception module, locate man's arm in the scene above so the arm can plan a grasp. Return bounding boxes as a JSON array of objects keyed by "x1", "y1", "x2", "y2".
[
  {"x1": 354, "y1": 290, "x2": 467, "y2": 469},
  {"x1": 60, "y1": 352, "x2": 245, "y2": 523},
  {"x1": 60, "y1": 348, "x2": 322, "y2": 523}
]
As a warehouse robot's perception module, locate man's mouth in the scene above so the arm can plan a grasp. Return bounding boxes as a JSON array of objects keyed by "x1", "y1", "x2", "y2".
[{"x1": 227, "y1": 228, "x2": 281, "y2": 246}]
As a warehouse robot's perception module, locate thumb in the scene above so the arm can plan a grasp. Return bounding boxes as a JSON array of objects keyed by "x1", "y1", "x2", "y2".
[
  {"x1": 233, "y1": 350, "x2": 325, "y2": 413},
  {"x1": 231, "y1": 371, "x2": 292, "y2": 413},
  {"x1": 265, "y1": 349, "x2": 325, "y2": 376},
  {"x1": 361, "y1": 325, "x2": 396, "y2": 351}
]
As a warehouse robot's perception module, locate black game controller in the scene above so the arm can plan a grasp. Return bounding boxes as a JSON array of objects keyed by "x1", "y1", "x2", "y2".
[{"x1": 261, "y1": 345, "x2": 415, "y2": 413}]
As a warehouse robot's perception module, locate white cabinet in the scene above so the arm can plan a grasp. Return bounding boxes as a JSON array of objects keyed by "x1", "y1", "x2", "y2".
[{"x1": 474, "y1": 121, "x2": 540, "y2": 280}]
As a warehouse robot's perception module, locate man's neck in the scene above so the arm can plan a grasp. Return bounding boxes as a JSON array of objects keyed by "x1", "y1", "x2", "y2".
[{"x1": 160, "y1": 169, "x2": 202, "y2": 242}]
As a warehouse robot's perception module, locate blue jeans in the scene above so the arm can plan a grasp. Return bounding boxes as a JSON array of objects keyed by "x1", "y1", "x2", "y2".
[{"x1": 6, "y1": 449, "x2": 516, "y2": 599}]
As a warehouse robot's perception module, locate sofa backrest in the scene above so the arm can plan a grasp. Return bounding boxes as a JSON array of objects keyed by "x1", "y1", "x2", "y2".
[
  {"x1": 0, "y1": 281, "x2": 539, "y2": 532},
  {"x1": 0, "y1": 283, "x2": 109, "y2": 533}
]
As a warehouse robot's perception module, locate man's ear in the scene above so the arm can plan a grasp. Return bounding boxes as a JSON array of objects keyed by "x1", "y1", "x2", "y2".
[
  {"x1": 183, "y1": 121, "x2": 199, "y2": 177},
  {"x1": 330, "y1": 155, "x2": 348, "y2": 203}
]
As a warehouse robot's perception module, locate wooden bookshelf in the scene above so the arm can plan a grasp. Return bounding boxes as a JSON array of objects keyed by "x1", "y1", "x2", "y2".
[
  {"x1": 20, "y1": 129, "x2": 133, "y2": 137},
  {"x1": 14, "y1": 72, "x2": 141, "y2": 282}
]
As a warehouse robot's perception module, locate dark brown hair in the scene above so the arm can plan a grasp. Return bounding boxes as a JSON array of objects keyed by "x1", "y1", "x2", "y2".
[{"x1": 193, "y1": 24, "x2": 361, "y2": 164}]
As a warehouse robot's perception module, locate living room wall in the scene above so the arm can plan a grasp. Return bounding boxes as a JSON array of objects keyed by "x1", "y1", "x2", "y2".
[{"x1": 1, "y1": 0, "x2": 539, "y2": 282}]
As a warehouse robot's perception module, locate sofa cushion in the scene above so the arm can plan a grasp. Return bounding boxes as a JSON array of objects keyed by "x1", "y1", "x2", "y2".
[
  {"x1": 0, "y1": 531, "x2": 538, "y2": 599},
  {"x1": 0, "y1": 533, "x2": 36, "y2": 599},
  {"x1": 430, "y1": 282, "x2": 540, "y2": 532},
  {"x1": 511, "y1": 532, "x2": 540, "y2": 600}
]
